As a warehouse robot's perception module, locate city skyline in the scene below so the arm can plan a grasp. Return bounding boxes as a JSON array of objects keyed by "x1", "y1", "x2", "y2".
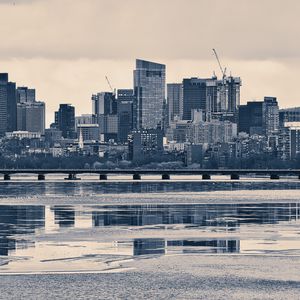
[{"x1": 0, "y1": 0, "x2": 300, "y2": 125}]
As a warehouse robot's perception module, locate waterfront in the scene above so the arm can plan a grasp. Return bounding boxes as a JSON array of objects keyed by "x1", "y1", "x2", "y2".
[{"x1": 0, "y1": 180, "x2": 300, "y2": 299}]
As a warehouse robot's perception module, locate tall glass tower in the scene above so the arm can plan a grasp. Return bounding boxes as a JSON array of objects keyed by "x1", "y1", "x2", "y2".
[{"x1": 133, "y1": 59, "x2": 166, "y2": 130}]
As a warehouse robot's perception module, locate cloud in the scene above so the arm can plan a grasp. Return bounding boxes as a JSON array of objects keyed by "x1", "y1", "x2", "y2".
[
  {"x1": 0, "y1": 0, "x2": 299, "y2": 126},
  {"x1": 0, "y1": 0, "x2": 299, "y2": 60}
]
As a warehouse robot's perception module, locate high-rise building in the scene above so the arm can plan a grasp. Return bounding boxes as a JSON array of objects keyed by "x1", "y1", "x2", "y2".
[
  {"x1": 117, "y1": 89, "x2": 134, "y2": 143},
  {"x1": 17, "y1": 101, "x2": 45, "y2": 134},
  {"x1": 167, "y1": 83, "x2": 183, "y2": 125},
  {"x1": 17, "y1": 87, "x2": 36, "y2": 103},
  {"x1": 16, "y1": 86, "x2": 45, "y2": 134},
  {"x1": 133, "y1": 59, "x2": 166, "y2": 130},
  {"x1": 182, "y1": 78, "x2": 207, "y2": 121},
  {"x1": 238, "y1": 97, "x2": 279, "y2": 137},
  {"x1": 279, "y1": 107, "x2": 300, "y2": 128},
  {"x1": 128, "y1": 128, "x2": 164, "y2": 162},
  {"x1": 263, "y1": 97, "x2": 279, "y2": 136},
  {"x1": 238, "y1": 101, "x2": 264, "y2": 135},
  {"x1": 182, "y1": 76, "x2": 241, "y2": 122},
  {"x1": 91, "y1": 92, "x2": 118, "y2": 142},
  {"x1": 0, "y1": 73, "x2": 17, "y2": 135},
  {"x1": 75, "y1": 114, "x2": 96, "y2": 130},
  {"x1": 55, "y1": 104, "x2": 76, "y2": 139},
  {"x1": 7, "y1": 81, "x2": 17, "y2": 133},
  {"x1": 91, "y1": 92, "x2": 116, "y2": 117}
]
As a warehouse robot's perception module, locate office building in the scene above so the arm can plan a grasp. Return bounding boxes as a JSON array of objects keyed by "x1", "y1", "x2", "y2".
[
  {"x1": 167, "y1": 83, "x2": 183, "y2": 125},
  {"x1": 117, "y1": 89, "x2": 134, "y2": 143},
  {"x1": 91, "y1": 92, "x2": 118, "y2": 142},
  {"x1": 239, "y1": 97, "x2": 279, "y2": 137},
  {"x1": 17, "y1": 87, "x2": 36, "y2": 103},
  {"x1": 0, "y1": 73, "x2": 17, "y2": 135},
  {"x1": 182, "y1": 76, "x2": 241, "y2": 122},
  {"x1": 91, "y1": 92, "x2": 117, "y2": 117},
  {"x1": 182, "y1": 78, "x2": 207, "y2": 121},
  {"x1": 133, "y1": 59, "x2": 166, "y2": 130},
  {"x1": 75, "y1": 114, "x2": 96, "y2": 129},
  {"x1": 77, "y1": 124, "x2": 100, "y2": 141},
  {"x1": 17, "y1": 101, "x2": 45, "y2": 134},
  {"x1": 279, "y1": 107, "x2": 300, "y2": 127},
  {"x1": 263, "y1": 97, "x2": 279, "y2": 136},
  {"x1": 238, "y1": 101, "x2": 264, "y2": 135},
  {"x1": 128, "y1": 128, "x2": 164, "y2": 162},
  {"x1": 55, "y1": 104, "x2": 76, "y2": 139}
]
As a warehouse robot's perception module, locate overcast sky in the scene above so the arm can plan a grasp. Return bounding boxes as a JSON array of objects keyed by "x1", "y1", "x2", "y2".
[{"x1": 0, "y1": 0, "x2": 299, "y2": 125}]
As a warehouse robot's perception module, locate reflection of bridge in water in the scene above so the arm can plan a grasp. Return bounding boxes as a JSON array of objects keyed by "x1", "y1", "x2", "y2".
[{"x1": 0, "y1": 169, "x2": 300, "y2": 180}]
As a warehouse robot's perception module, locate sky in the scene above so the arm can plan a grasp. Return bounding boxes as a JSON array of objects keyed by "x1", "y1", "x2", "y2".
[{"x1": 0, "y1": 0, "x2": 299, "y2": 125}]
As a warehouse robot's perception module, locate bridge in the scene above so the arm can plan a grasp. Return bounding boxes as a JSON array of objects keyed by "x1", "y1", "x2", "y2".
[{"x1": 0, "y1": 169, "x2": 299, "y2": 180}]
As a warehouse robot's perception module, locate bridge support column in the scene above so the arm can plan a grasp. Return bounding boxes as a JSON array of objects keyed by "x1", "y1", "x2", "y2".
[
  {"x1": 231, "y1": 174, "x2": 239, "y2": 180},
  {"x1": 38, "y1": 174, "x2": 45, "y2": 180},
  {"x1": 65, "y1": 173, "x2": 79, "y2": 180},
  {"x1": 133, "y1": 173, "x2": 141, "y2": 180},
  {"x1": 162, "y1": 174, "x2": 170, "y2": 180},
  {"x1": 270, "y1": 174, "x2": 280, "y2": 180},
  {"x1": 4, "y1": 174, "x2": 10, "y2": 180},
  {"x1": 99, "y1": 174, "x2": 107, "y2": 180},
  {"x1": 202, "y1": 174, "x2": 211, "y2": 180}
]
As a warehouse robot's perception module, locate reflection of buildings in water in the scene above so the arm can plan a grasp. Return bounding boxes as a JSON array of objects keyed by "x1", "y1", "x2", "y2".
[
  {"x1": 92, "y1": 203, "x2": 300, "y2": 229},
  {"x1": 0, "y1": 205, "x2": 45, "y2": 256},
  {"x1": 51, "y1": 206, "x2": 75, "y2": 227},
  {"x1": 92, "y1": 204, "x2": 240, "y2": 228},
  {"x1": 134, "y1": 239, "x2": 166, "y2": 256},
  {"x1": 168, "y1": 239, "x2": 240, "y2": 254},
  {"x1": 236, "y1": 203, "x2": 300, "y2": 225},
  {"x1": 132, "y1": 238, "x2": 240, "y2": 256}
]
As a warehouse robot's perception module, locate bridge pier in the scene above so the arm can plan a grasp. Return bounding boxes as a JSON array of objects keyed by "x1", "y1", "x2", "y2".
[
  {"x1": 162, "y1": 174, "x2": 170, "y2": 180},
  {"x1": 65, "y1": 173, "x2": 79, "y2": 180},
  {"x1": 270, "y1": 174, "x2": 280, "y2": 180},
  {"x1": 202, "y1": 174, "x2": 211, "y2": 180},
  {"x1": 231, "y1": 174, "x2": 239, "y2": 180},
  {"x1": 4, "y1": 174, "x2": 10, "y2": 180},
  {"x1": 38, "y1": 174, "x2": 45, "y2": 180},
  {"x1": 133, "y1": 173, "x2": 141, "y2": 180},
  {"x1": 99, "y1": 174, "x2": 107, "y2": 180}
]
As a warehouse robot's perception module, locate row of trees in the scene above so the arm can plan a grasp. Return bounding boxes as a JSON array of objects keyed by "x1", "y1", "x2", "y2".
[{"x1": 0, "y1": 152, "x2": 300, "y2": 169}]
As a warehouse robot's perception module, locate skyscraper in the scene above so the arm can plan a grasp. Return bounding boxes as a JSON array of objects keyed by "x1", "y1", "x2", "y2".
[
  {"x1": 17, "y1": 102, "x2": 45, "y2": 134},
  {"x1": 55, "y1": 104, "x2": 76, "y2": 138},
  {"x1": 17, "y1": 87, "x2": 36, "y2": 103},
  {"x1": 91, "y1": 92, "x2": 117, "y2": 116},
  {"x1": 167, "y1": 83, "x2": 183, "y2": 125},
  {"x1": 182, "y1": 76, "x2": 241, "y2": 122},
  {"x1": 263, "y1": 96, "x2": 279, "y2": 136},
  {"x1": 0, "y1": 73, "x2": 17, "y2": 135},
  {"x1": 133, "y1": 59, "x2": 166, "y2": 130},
  {"x1": 16, "y1": 86, "x2": 45, "y2": 134},
  {"x1": 117, "y1": 89, "x2": 134, "y2": 143},
  {"x1": 182, "y1": 78, "x2": 207, "y2": 121},
  {"x1": 238, "y1": 97, "x2": 279, "y2": 137},
  {"x1": 91, "y1": 92, "x2": 118, "y2": 142},
  {"x1": 238, "y1": 101, "x2": 264, "y2": 135}
]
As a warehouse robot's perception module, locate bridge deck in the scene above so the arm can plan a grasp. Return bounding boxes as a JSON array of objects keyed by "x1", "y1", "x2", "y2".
[{"x1": 0, "y1": 169, "x2": 299, "y2": 175}]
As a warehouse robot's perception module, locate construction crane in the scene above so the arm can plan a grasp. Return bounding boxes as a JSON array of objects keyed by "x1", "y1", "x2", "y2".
[
  {"x1": 105, "y1": 76, "x2": 116, "y2": 95},
  {"x1": 212, "y1": 48, "x2": 227, "y2": 80}
]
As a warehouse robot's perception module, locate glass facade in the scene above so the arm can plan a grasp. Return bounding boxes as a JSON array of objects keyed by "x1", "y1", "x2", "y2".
[
  {"x1": 134, "y1": 59, "x2": 166, "y2": 130},
  {"x1": 167, "y1": 83, "x2": 183, "y2": 125}
]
